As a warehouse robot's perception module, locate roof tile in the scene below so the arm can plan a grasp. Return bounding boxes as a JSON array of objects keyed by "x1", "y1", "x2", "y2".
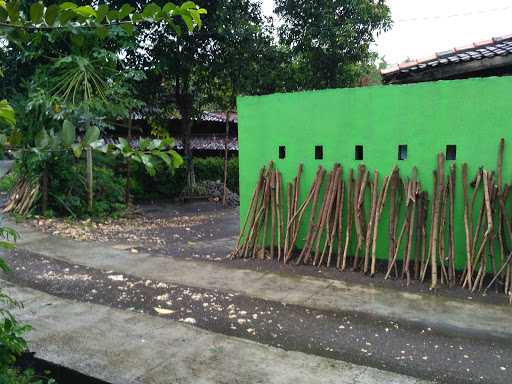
[
  {"x1": 381, "y1": 33, "x2": 512, "y2": 78},
  {"x1": 398, "y1": 60, "x2": 418, "y2": 69}
]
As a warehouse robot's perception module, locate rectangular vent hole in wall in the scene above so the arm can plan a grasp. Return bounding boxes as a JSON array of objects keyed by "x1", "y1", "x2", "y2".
[
  {"x1": 446, "y1": 145, "x2": 456, "y2": 160},
  {"x1": 398, "y1": 144, "x2": 408, "y2": 160},
  {"x1": 315, "y1": 145, "x2": 323, "y2": 160},
  {"x1": 355, "y1": 145, "x2": 363, "y2": 160},
  {"x1": 278, "y1": 145, "x2": 286, "y2": 159}
]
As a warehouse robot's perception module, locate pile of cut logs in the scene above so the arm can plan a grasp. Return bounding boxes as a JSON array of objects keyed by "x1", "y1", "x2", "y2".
[
  {"x1": 232, "y1": 139, "x2": 512, "y2": 302},
  {"x1": 2, "y1": 177, "x2": 39, "y2": 215}
]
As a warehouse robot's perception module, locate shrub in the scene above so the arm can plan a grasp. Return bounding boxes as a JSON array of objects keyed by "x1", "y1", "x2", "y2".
[
  {"x1": 43, "y1": 152, "x2": 126, "y2": 218},
  {"x1": 0, "y1": 170, "x2": 16, "y2": 192},
  {"x1": 131, "y1": 156, "x2": 239, "y2": 201}
]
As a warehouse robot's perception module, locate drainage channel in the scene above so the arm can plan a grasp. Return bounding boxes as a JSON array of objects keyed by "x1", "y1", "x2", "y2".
[{"x1": 16, "y1": 352, "x2": 111, "y2": 384}]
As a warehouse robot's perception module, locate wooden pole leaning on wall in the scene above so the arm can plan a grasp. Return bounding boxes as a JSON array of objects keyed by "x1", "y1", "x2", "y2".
[
  {"x1": 363, "y1": 169, "x2": 379, "y2": 274},
  {"x1": 387, "y1": 168, "x2": 401, "y2": 278},
  {"x1": 402, "y1": 168, "x2": 418, "y2": 285},
  {"x1": 429, "y1": 153, "x2": 445, "y2": 289},
  {"x1": 329, "y1": 167, "x2": 345, "y2": 268},
  {"x1": 313, "y1": 164, "x2": 341, "y2": 266},
  {"x1": 462, "y1": 164, "x2": 473, "y2": 290},
  {"x1": 291, "y1": 165, "x2": 325, "y2": 264},
  {"x1": 353, "y1": 165, "x2": 369, "y2": 271},
  {"x1": 370, "y1": 170, "x2": 391, "y2": 276},
  {"x1": 239, "y1": 164, "x2": 270, "y2": 259},
  {"x1": 286, "y1": 165, "x2": 320, "y2": 261},
  {"x1": 231, "y1": 166, "x2": 265, "y2": 258},
  {"x1": 339, "y1": 169, "x2": 354, "y2": 271},
  {"x1": 447, "y1": 163, "x2": 457, "y2": 287},
  {"x1": 86, "y1": 146, "x2": 93, "y2": 212}
]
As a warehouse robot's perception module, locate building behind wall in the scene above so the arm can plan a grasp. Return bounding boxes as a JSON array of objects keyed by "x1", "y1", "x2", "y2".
[
  {"x1": 381, "y1": 34, "x2": 512, "y2": 84},
  {"x1": 237, "y1": 76, "x2": 512, "y2": 268}
]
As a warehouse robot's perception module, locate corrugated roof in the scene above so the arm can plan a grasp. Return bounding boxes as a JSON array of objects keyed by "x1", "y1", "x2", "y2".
[
  {"x1": 381, "y1": 34, "x2": 512, "y2": 81},
  {"x1": 201, "y1": 112, "x2": 238, "y2": 124},
  {"x1": 131, "y1": 110, "x2": 237, "y2": 123}
]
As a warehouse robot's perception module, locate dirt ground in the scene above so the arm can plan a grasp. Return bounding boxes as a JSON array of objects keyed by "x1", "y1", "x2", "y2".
[{"x1": 29, "y1": 201, "x2": 511, "y2": 306}]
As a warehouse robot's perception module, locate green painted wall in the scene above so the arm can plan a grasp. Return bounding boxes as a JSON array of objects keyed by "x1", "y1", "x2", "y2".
[{"x1": 237, "y1": 76, "x2": 512, "y2": 268}]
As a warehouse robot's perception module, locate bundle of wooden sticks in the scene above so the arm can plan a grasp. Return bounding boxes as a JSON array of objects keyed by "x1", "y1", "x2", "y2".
[{"x1": 232, "y1": 140, "x2": 512, "y2": 302}]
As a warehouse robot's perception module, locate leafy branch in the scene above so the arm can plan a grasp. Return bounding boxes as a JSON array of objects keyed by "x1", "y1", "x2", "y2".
[{"x1": 0, "y1": 1, "x2": 207, "y2": 42}]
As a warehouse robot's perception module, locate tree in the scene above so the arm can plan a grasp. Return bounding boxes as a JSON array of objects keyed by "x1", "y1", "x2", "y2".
[
  {"x1": 0, "y1": 1, "x2": 206, "y2": 215},
  {"x1": 131, "y1": 0, "x2": 280, "y2": 189},
  {"x1": 274, "y1": 0, "x2": 391, "y2": 90},
  {"x1": 205, "y1": 0, "x2": 276, "y2": 204}
]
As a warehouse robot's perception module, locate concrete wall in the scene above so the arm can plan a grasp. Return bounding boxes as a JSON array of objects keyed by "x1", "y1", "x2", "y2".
[{"x1": 237, "y1": 76, "x2": 512, "y2": 268}]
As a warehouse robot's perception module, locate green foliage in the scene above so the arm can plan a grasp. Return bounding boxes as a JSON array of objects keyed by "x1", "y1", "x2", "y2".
[
  {"x1": 274, "y1": 0, "x2": 391, "y2": 89},
  {"x1": 111, "y1": 137, "x2": 183, "y2": 176},
  {"x1": 0, "y1": 100, "x2": 15, "y2": 127},
  {"x1": 49, "y1": 54, "x2": 114, "y2": 104},
  {"x1": 0, "y1": 169, "x2": 16, "y2": 192},
  {"x1": 132, "y1": 156, "x2": 239, "y2": 200},
  {"x1": 0, "y1": 225, "x2": 30, "y2": 373},
  {"x1": 193, "y1": 156, "x2": 239, "y2": 192},
  {"x1": 0, "y1": 367, "x2": 56, "y2": 384},
  {"x1": 0, "y1": 1, "x2": 206, "y2": 44},
  {"x1": 41, "y1": 152, "x2": 126, "y2": 218},
  {"x1": 0, "y1": 225, "x2": 54, "y2": 384}
]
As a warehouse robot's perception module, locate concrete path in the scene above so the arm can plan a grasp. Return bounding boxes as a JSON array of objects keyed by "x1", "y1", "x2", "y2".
[
  {"x1": 3, "y1": 280, "x2": 429, "y2": 384},
  {"x1": 0, "y1": 159, "x2": 14, "y2": 178},
  {"x1": 10, "y1": 221, "x2": 512, "y2": 341}
]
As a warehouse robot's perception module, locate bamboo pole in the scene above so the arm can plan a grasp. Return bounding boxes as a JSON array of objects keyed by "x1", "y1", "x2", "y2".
[
  {"x1": 370, "y1": 171, "x2": 391, "y2": 276},
  {"x1": 353, "y1": 166, "x2": 368, "y2": 271},
  {"x1": 328, "y1": 167, "x2": 344, "y2": 267},
  {"x1": 276, "y1": 171, "x2": 283, "y2": 261},
  {"x1": 430, "y1": 153, "x2": 445, "y2": 289},
  {"x1": 294, "y1": 167, "x2": 325, "y2": 264},
  {"x1": 448, "y1": 164, "x2": 456, "y2": 286},
  {"x1": 462, "y1": 164, "x2": 473, "y2": 289},
  {"x1": 387, "y1": 168, "x2": 400, "y2": 274},
  {"x1": 421, "y1": 171, "x2": 437, "y2": 283},
  {"x1": 363, "y1": 170, "x2": 379, "y2": 273},
  {"x1": 340, "y1": 169, "x2": 354, "y2": 271},
  {"x1": 285, "y1": 171, "x2": 322, "y2": 263},
  {"x1": 232, "y1": 167, "x2": 265, "y2": 258},
  {"x1": 402, "y1": 168, "x2": 417, "y2": 285},
  {"x1": 270, "y1": 169, "x2": 277, "y2": 259},
  {"x1": 314, "y1": 165, "x2": 341, "y2": 266}
]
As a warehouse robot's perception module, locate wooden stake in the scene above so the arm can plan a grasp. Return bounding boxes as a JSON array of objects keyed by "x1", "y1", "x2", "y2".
[
  {"x1": 340, "y1": 169, "x2": 354, "y2": 271},
  {"x1": 232, "y1": 167, "x2": 265, "y2": 258},
  {"x1": 430, "y1": 153, "x2": 445, "y2": 289},
  {"x1": 370, "y1": 171, "x2": 391, "y2": 276},
  {"x1": 363, "y1": 170, "x2": 379, "y2": 273},
  {"x1": 295, "y1": 166, "x2": 325, "y2": 264}
]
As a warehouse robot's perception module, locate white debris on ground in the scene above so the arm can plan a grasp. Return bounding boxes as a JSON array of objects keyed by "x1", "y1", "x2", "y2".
[
  {"x1": 30, "y1": 213, "x2": 213, "y2": 246},
  {"x1": 36, "y1": 270, "x2": 92, "y2": 282},
  {"x1": 107, "y1": 274, "x2": 125, "y2": 281}
]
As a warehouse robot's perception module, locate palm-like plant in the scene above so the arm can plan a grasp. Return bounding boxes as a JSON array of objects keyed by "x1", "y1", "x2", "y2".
[{"x1": 49, "y1": 52, "x2": 116, "y2": 104}]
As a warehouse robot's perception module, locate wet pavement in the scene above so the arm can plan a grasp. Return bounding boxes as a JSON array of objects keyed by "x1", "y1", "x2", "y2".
[
  {"x1": 29, "y1": 201, "x2": 509, "y2": 305},
  {"x1": 3, "y1": 249, "x2": 511, "y2": 384}
]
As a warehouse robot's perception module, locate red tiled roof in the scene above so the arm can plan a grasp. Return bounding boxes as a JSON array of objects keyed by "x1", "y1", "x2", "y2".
[{"x1": 381, "y1": 34, "x2": 512, "y2": 78}]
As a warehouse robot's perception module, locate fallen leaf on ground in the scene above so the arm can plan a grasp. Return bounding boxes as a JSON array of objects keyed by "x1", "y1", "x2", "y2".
[{"x1": 154, "y1": 307, "x2": 175, "y2": 315}]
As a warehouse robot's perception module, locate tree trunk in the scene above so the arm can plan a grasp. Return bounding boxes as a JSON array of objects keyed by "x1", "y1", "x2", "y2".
[
  {"x1": 125, "y1": 109, "x2": 133, "y2": 205},
  {"x1": 86, "y1": 146, "x2": 93, "y2": 212},
  {"x1": 180, "y1": 103, "x2": 195, "y2": 188},
  {"x1": 223, "y1": 110, "x2": 231, "y2": 206},
  {"x1": 42, "y1": 164, "x2": 48, "y2": 213}
]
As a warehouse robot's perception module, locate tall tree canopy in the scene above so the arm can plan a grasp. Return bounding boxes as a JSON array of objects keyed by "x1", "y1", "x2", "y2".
[
  {"x1": 274, "y1": 0, "x2": 391, "y2": 90},
  {"x1": 124, "y1": 0, "x2": 278, "y2": 186}
]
